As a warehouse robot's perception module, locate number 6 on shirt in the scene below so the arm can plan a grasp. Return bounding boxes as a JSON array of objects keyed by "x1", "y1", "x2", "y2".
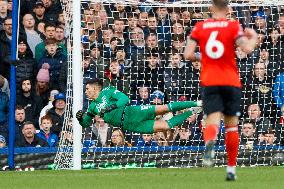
[{"x1": 205, "y1": 31, "x2": 224, "y2": 59}]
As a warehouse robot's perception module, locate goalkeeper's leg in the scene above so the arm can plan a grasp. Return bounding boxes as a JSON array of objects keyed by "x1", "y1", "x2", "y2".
[
  {"x1": 155, "y1": 101, "x2": 202, "y2": 115},
  {"x1": 125, "y1": 110, "x2": 193, "y2": 134}
]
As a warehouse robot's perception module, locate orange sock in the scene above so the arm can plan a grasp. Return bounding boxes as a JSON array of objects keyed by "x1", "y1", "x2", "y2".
[
  {"x1": 225, "y1": 125, "x2": 239, "y2": 167},
  {"x1": 203, "y1": 124, "x2": 219, "y2": 144}
]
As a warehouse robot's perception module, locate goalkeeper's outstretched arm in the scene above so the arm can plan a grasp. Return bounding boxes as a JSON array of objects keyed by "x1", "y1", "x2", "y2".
[{"x1": 76, "y1": 105, "x2": 97, "y2": 128}]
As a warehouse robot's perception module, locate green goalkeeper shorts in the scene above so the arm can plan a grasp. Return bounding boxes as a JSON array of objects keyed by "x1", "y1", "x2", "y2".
[{"x1": 122, "y1": 105, "x2": 156, "y2": 134}]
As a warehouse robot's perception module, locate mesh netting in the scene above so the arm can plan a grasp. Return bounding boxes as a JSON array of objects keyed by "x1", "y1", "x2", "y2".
[{"x1": 54, "y1": 0, "x2": 284, "y2": 169}]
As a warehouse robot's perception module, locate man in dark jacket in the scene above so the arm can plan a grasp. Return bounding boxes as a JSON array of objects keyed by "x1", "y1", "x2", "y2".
[
  {"x1": 16, "y1": 78, "x2": 43, "y2": 129},
  {"x1": 0, "y1": 17, "x2": 12, "y2": 79},
  {"x1": 15, "y1": 121, "x2": 48, "y2": 147}
]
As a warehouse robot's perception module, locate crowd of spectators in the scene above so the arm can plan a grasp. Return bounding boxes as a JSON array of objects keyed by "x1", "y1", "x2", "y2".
[{"x1": 0, "y1": 0, "x2": 284, "y2": 149}]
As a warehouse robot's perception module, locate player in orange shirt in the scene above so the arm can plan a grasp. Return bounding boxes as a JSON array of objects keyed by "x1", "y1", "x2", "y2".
[{"x1": 184, "y1": 0, "x2": 257, "y2": 181}]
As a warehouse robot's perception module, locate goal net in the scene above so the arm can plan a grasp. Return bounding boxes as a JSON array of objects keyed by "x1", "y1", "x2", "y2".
[{"x1": 54, "y1": 0, "x2": 284, "y2": 169}]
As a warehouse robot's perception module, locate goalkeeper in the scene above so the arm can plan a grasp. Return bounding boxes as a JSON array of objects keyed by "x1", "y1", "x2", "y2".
[{"x1": 76, "y1": 79, "x2": 202, "y2": 134}]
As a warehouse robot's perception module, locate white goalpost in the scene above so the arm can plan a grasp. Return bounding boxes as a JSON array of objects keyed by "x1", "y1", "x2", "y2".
[
  {"x1": 54, "y1": 0, "x2": 284, "y2": 170},
  {"x1": 72, "y1": 0, "x2": 83, "y2": 170}
]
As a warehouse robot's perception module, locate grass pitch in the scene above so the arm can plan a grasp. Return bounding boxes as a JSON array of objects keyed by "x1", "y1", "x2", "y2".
[{"x1": 1, "y1": 166, "x2": 284, "y2": 189}]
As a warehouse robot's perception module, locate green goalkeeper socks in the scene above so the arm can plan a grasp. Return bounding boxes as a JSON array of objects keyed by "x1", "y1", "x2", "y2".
[
  {"x1": 167, "y1": 101, "x2": 197, "y2": 112},
  {"x1": 166, "y1": 110, "x2": 193, "y2": 128}
]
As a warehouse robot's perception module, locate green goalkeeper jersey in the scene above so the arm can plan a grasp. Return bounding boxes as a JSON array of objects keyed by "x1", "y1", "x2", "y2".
[{"x1": 80, "y1": 86, "x2": 130, "y2": 128}]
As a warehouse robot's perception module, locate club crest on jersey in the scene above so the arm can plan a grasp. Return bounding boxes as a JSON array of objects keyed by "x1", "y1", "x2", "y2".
[{"x1": 97, "y1": 96, "x2": 107, "y2": 112}]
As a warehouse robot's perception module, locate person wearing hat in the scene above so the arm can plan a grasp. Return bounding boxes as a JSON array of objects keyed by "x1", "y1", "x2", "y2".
[
  {"x1": 252, "y1": 10, "x2": 267, "y2": 34},
  {"x1": 46, "y1": 92, "x2": 66, "y2": 136},
  {"x1": 35, "y1": 63, "x2": 51, "y2": 105},
  {"x1": 150, "y1": 90, "x2": 165, "y2": 105},
  {"x1": 33, "y1": 1, "x2": 46, "y2": 26},
  {"x1": 16, "y1": 38, "x2": 36, "y2": 95},
  {"x1": 76, "y1": 79, "x2": 202, "y2": 135}
]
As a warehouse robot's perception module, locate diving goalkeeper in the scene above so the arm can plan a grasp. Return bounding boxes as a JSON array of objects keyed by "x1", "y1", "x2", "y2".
[{"x1": 76, "y1": 79, "x2": 202, "y2": 134}]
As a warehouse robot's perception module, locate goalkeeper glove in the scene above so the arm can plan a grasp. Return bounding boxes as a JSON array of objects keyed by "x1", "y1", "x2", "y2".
[
  {"x1": 76, "y1": 110, "x2": 84, "y2": 122},
  {"x1": 99, "y1": 104, "x2": 118, "y2": 117}
]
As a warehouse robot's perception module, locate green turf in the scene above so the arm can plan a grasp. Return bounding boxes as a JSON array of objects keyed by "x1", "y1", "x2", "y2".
[{"x1": 0, "y1": 166, "x2": 284, "y2": 189}]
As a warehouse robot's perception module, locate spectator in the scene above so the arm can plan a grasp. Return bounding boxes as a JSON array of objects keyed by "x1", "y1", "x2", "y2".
[
  {"x1": 91, "y1": 116, "x2": 112, "y2": 147},
  {"x1": 126, "y1": 26, "x2": 145, "y2": 61},
  {"x1": 153, "y1": 131, "x2": 168, "y2": 146},
  {"x1": 266, "y1": 26, "x2": 284, "y2": 75},
  {"x1": 143, "y1": 13, "x2": 157, "y2": 38},
  {"x1": 138, "y1": 11, "x2": 148, "y2": 29},
  {"x1": 173, "y1": 125, "x2": 192, "y2": 146},
  {"x1": 180, "y1": 8, "x2": 191, "y2": 34},
  {"x1": 240, "y1": 120, "x2": 257, "y2": 149},
  {"x1": 0, "y1": 74, "x2": 9, "y2": 97},
  {"x1": 185, "y1": 60, "x2": 201, "y2": 101},
  {"x1": 164, "y1": 52, "x2": 185, "y2": 102},
  {"x1": 273, "y1": 71, "x2": 284, "y2": 113},
  {"x1": 101, "y1": 27, "x2": 114, "y2": 58},
  {"x1": 258, "y1": 128, "x2": 278, "y2": 146},
  {"x1": 108, "y1": 128, "x2": 132, "y2": 147},
  {"x1": 0, "y1": 84, "x2": 9, "y2": 126},
  {"x1": 38, "y1": 89, "x2": 59, "y2": 125},
  {"x1": 104, "y1": 59, "x2": 130, "y2": 95},
  {"x1": 37, "y1": 115, "x2": 58, "y2": 147},
  {"x1": 16, "y1": 39, "x2": 36, "y2": 95},
  {"x1": 54, "y1": 26, "x2": 66, "y2": 46},
  {"x1": 278, "y1": 13, "x2": 284, "y2": 35},
  {"x1": 172, "y1": 20, "x2": 184, "y2": 35},
  {"x1": 46, "y1": 93, "x2": 66, "y2": 136},
  {"x1": 125, "y1": 13, "x2": 138, "y2": 38},
  {"x1": 170, "y1": 34, "x2": 186, "y2": 54},
  {"x1": 20, "y1": 13, "x2": 42, "y2": 56},
  {"x1": 35, "y1": 23, "x2": 67, "y2": 62},
  {"x1": 112, "y1": 18, "x2": 127, "y2": 45},
  {"x1": 170, "y1": 10, "x2": 181, "y2": 23},
  {"x1": 32, "y1": 0, "x2": 46, "y2": 26},
  {"x1": 131, "y1": 85, "x2": 151, "y2": 105},
  {"x1": 0, "y1": 135, "x2": 6, "y2": 148},
  {"x1": 136, "y1": 134, "x2": 158, "y2": 146},
  {"x1": 15, "y1": 121, "x2": 48, "y2": 147},
  {"x1": 42, "y1": 0, "x2": 62, "y2": 24},
  {"x1": 35, "y1": 63, "x2": 51, "y2": 105},
  {"x1": 245, "y1": 104, "x2": 271, "y2": 135},
  {"x1": 236, "y1": 47, "x2": 253, "y2": 78},
  {"x1": 0, "y1": 0, "x2": 8, "y2": 29},
  {"x1": 155, "y1": 7, "x2": 172, "y2": 46},
  {"x1": 145, "y1": 33, "x2": 167, "y2": 62},
  {"x1": 243, "y1": 61, "x2": 274, "y2": 118},
  {"x1": 252, "y1": 10, "x2": 268, "y2": 35},
  {"x1": 0, "y1": 105, "x2": 27, "y2": 143},
  {"x1": 137, "y1": 51, "x2": 164, "y2": 93},
  {"x1": 0, "y1": 17, "x2": 12, "y2": 79},
  {"x1": 16, "y1": 78, "x2": 43, "y2": 129},
  {"x1": 38, "y1": 38, "x2": 67, "y2": 90}
]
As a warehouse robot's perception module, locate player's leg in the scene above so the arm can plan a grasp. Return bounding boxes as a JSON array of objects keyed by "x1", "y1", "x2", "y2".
[
  {"x1": 222, "y1": 86, "x2": 242, "y2": 181},
  {"x1": 154, "y1": 110, "x2": 193, "y2": 132},
  {"x1": 202, "y1": 87, "x2": 223, "y2": 167},
  {"x1": 155, "y1": 101, "x2": 201, "y2": 115},
  {"x1": 224, "y1": 115, "x2": 239, "y2": 181},
  {"x1": 123, "y1": 110, "x2": 193, "y2": 134}
]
